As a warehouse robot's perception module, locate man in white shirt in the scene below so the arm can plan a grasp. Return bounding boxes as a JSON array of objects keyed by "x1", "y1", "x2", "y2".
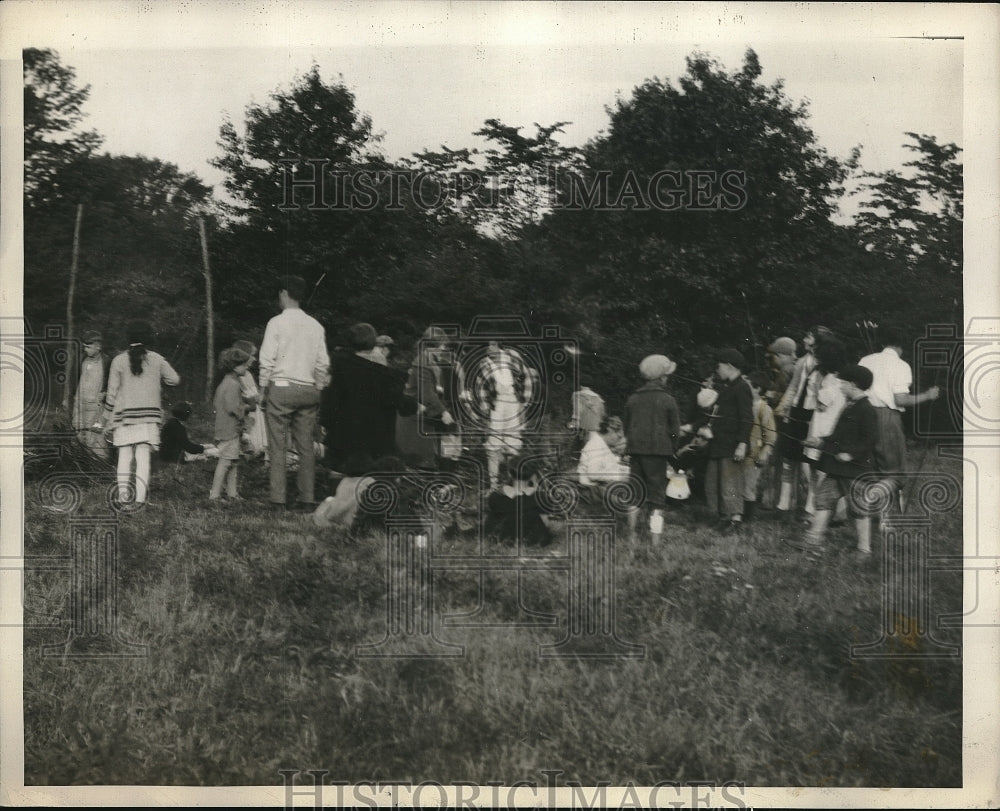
[
  {"x1": 259, "y1": 275, "x2": 330, "y2": 509},
  {"x1": 858, "y1": 328, "x2": 939, "y2": 502}
]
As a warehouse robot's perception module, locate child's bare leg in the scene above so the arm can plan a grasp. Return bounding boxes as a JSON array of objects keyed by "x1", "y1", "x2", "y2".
[
  {"x1": 777, "y1": 461, "x2": 794, "y2": 511},
  {"x1": 804, "y1": 509, "x2": 831, "y2": 546},
  {"x1": 854, "y1": 517, "x2": 872, "y2": 554},
  {"x1": 210, "y1": 459, "x2": 232, "y2": 499}
]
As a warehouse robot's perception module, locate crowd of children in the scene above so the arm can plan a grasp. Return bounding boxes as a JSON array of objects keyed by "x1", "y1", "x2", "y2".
[{"x1": 68, "y1": 315, "x2": 939, "y2": 559}]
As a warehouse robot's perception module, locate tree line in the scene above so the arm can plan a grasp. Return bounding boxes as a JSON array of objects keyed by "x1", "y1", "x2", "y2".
[{"x1": 23, "y1": 47, "x2": 961, "y2": 422}]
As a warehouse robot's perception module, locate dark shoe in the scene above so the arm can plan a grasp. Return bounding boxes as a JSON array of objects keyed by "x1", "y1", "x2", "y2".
[
  {"x1": 290, "y1": 501, "x2": 318, "y2": 513},
  {"x1": 743, "y1": 501, "x2": 757, "y2": 523},
  {"x1": 720, "y1": 520, "x2": 744, "y2": 536},
  {"x1": 266, "y1": 501, "x2": 287, "y2": 512}
]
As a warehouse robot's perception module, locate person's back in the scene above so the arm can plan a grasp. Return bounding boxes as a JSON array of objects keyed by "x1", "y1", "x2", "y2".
[
  {"x1": 322, "y1": 350, "x2": 414, "y2": 473},
  {"x1": 259, "y1": 276, "x2": 330, "y2": 508},
  {"x1": 624, "y1": 382, "x2": 681, "y2": 456},
  {"x1": 819, "y1": 395, "x2": 878, "y2": 479}
]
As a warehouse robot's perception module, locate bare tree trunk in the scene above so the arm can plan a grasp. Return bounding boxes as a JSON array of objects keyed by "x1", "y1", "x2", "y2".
[
  {"x1": 63, "y1": 203, "x2": 83, "y2": 408},
  {"x1": 198, "y1": 217, "x2": 214, "y2": 402}
]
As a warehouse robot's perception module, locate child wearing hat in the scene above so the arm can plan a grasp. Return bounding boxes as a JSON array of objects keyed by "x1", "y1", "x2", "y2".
[
  {"x1": 705, "y1": 349, "x2": 754, "y2": 533},
  {"x1": 798, "y1": 364, "x2": 879, "y2": 556},
  {"x1": 209, "y1": 347, "x2": 252, "y2": 502},
  {"x1": 623, "y1": 354, "x2": 681, "y2": 541},
  {"x1": 764, "y1": 336, "x2": 797, "y2": 408}
]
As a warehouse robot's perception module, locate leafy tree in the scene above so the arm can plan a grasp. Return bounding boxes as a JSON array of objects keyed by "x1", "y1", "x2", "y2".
[
  {"x1": 23, "y1": 48, "x2": 103, "y2": 208},
  {"x1": 853, "y1": 132, "x2": 962, "y2": 278},
  {"x1": 528, "y1": 49, "x2": 863, "y2": 378},
  {"x1": 469, "y1": 119, "x2": 583, "y2": 240},
  {"x1": 24, "y1": 153, "x2": 217, "y2": 400}
]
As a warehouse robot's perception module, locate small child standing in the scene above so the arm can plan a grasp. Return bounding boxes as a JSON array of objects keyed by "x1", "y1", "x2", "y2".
[
  {"x1": 800, "y1": 364, "x2": 879, "y2": 556},
  {"x1": 704, "y1": 349, "x2": 753, "y2": 534},
  {"x1": 742, "y1": 372, "x2": 776, "y2": 523},
  {"x1": 210, "y1": 348, "x2": 251, "y2": 502},
  {"x1": 623, "y1": 354, "x2": 681, "y2": 542}
]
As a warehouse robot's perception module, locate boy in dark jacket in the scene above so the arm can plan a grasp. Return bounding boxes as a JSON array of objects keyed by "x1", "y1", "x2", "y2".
[
  {"x1": 623, "y1": 354, "x2": 681, "y2": 541},
  {"x1": 705, "y1": 349, "x2": 753, "y2": 534},
  {"x1": 800, "y1": 364, "x2": 879, "y2": 556}
]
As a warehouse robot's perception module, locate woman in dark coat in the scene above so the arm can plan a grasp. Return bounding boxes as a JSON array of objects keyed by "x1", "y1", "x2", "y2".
[{"x1": 320, "y1": 323, "x2": 416, "y2": 476}]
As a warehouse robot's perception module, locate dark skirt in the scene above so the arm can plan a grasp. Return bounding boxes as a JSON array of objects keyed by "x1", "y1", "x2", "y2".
[
  {"x1": 775, "y1": 406, "x2": 813, "y2": 462},
  {"x1": 396, "y1": 413, "x2": 439, "y2": 468}
]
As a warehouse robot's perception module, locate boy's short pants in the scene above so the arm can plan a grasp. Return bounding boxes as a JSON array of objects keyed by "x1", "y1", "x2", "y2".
[{"x1": 815, "y1": 475, "x2": 874, "y2": 517}]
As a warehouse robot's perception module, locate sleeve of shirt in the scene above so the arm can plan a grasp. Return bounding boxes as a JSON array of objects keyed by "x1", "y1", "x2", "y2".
[
  {"x1": 736, "y1": 383, "x2": 754, "y2": 446},
  {"x1": 258, "y1": 318, "x2": 278, "y2": 389},
  {"x1": 775, "y1": 360, "x2": 802, "y2": 419},
  {"x1": 103, "y1": 357, "x2": 122, "y2": 415},
  {"x1": 762, "y1": 404, "x2": 777, "y2": 447},
  {"x1": 667, "y1": 396, "x2": 681, "y2": 440},
  {"x1": 224, "y1": 379, "x2": 248, "y2": 420},
  {"x1": 183, "y1": 427, "x2": 205, "y2": 454},
  {"x1": 160, "y1": 356, "x2": 181, "y2": 387},
  {"x1": 891, "y1": 359, "x2": 913, "y2": 395}
]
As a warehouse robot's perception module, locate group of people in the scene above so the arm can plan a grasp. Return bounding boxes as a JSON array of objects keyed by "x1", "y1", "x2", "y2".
[
  {"x1": 567, "y1": 325, "x2": 939, "y2": 557},
  {"x1": 65, "y1": 276, "x2": 544, "y2": 513},
  {"x1": 66, "y1": 278, "x2": 938, "y2": 557}
]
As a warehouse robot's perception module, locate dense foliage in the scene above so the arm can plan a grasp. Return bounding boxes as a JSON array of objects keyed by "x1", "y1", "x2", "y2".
[{"x1": 23, "y1": 48, "x2": 961, "y2": 412}]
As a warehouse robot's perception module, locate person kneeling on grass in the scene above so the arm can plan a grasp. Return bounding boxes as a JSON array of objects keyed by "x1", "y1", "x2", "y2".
[
  {"x1": 209, "y1": 348, "x2": 251, "y2": 503},
  {"x1": 577, "y1": 416, "x2": 631, "y2": 486},
  {"x1": 160, "y1": 402, "x2": 217, "y2": 464},
  {"x1": 796, "y1": 364, "x2": 878, "y2": 557}
]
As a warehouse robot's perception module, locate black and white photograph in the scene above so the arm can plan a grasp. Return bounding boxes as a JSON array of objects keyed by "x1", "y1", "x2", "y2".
[{"x1": 2, "y1": 1, "x2": 999, "y2": 807}]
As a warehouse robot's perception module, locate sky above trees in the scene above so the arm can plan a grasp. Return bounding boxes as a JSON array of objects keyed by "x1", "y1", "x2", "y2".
[{"x1": 5, "y1": 4, "x2": 966, "y2": 225}]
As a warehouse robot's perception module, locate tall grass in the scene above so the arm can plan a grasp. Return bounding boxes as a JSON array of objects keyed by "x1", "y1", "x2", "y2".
[{"x1": 22, "y1": 447, "x2": 961, "y2": 786}]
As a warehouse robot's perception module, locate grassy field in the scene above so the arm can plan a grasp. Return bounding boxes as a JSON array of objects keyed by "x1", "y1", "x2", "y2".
[{"x1": 21, "y1": 439, "x2": 962, "y2": 787}]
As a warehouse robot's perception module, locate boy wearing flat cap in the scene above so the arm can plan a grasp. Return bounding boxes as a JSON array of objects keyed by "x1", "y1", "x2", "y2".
[
  {"x1": 705, "y1": 348, "x2": 754, "y2": 534},
  {"x1": 623, "y1": 354, "x2": 681, "y2": 541},
  {"x1": 798, "y1": 364, "x2": 879, "y2": 557}
]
